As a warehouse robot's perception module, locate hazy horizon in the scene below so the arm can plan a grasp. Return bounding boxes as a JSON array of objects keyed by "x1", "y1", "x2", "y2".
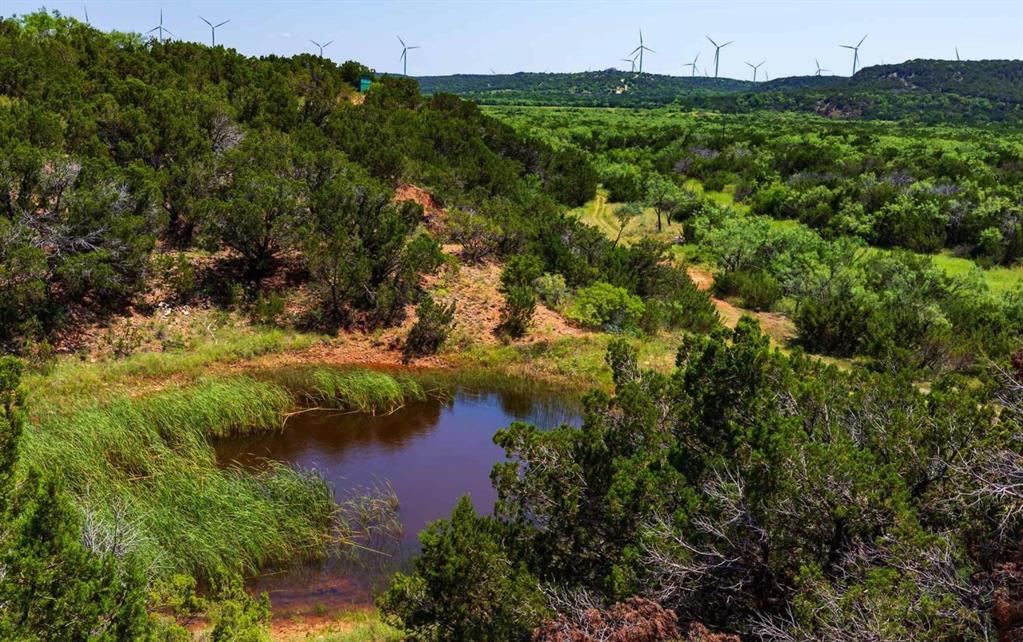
[{"x1": 7, "y1": 1, "x2": 1023, "y2": 80}]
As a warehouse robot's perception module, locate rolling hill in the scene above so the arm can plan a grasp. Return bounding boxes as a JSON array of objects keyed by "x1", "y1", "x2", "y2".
[{"x1": 416, "y1": 59, "x2": 1023, "y2": 122}]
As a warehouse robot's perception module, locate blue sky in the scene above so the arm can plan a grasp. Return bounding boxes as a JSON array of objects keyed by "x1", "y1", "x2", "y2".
[{"x1": 7, "y1": 1, "x2": 1023, "y2": 79}]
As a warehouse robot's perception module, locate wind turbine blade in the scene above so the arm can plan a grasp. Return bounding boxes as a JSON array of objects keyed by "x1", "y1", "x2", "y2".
[
  {"x1": 163, "y1": 28, "x2": 175, "y2": 37},
  {"x1": 311, "y1": 39, "x2": 319, "y2": 47},
  {"x1": 694, "y1": 52, "x2": 700, "y2": 62},
  {"x1": 645, "y1": 47, "x2": 655, "y2": 53},
  {"x1": 722, "y1": 41, "x2": 733, "y2": 48},
  {"x1": 630, "y1": 46, "x2": 642, "y2": 55},
  {"x1": 840, "y1": 44, "x2": 855, "y2": 49},
  {"x1": 216, "y1": 20, "x2": 230, "y2": 28},
  {"x1": 706, "y1": 35, "x2": 717, "y2": 47},
  {"x1": 397, "y1": 36, "x2": 405, "y2": 47},
  {"x1": 200, "y1": 16, "x2": 212, "y2": 27},
  {"x1": 148, "y1": 26, "x2": 160, "y2": 33},
  {"x1": 858, "y1": 34, "x2": 868, "y2": 47},
  {"x1": 324, "y1": 40, "x2": 333, "y2": 47},
  {"x1": 409, "y1": 46, "x2": 420, "y2": 50}
]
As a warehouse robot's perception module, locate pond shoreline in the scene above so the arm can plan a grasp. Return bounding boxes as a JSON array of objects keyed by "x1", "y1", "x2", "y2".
[{"x1": 215, "y1": 380, "x2": 582, "y2": 617}]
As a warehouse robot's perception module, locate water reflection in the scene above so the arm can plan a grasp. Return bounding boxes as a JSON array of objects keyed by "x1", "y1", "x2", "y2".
[{"x1": 215, "y1": 385, "x2": 580, "y2": 613}]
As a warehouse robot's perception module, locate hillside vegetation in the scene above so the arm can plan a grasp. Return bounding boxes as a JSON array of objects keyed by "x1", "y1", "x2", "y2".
[
  {"x1": 4, "y1": 9, "x2": 1023, "y2": 642},
  {"x1": 418, "y1": 59, "x2": 1023, "y2": 122}
]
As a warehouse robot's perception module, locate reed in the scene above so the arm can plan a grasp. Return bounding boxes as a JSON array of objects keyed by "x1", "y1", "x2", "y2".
[
  {"x1": 267, "y1": 367, "x2": 426, "y2": 415},
  {"x1": 23, "y1": 368, "x2": 426, "y2": 580}
]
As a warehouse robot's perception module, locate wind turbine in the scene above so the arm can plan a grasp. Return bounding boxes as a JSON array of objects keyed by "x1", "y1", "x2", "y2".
[
  {"x1": 147, "y1": 9, "x2": 174, "y2": 42},
  {"x1": 621, "y1": 55, "x2": 637, "y2": 72},
  {"x1": 630, "y1": 30, "x2": 654, "y2": 73},
  {"x1": 83, "y1": 4, "x2": 90, "y2": 24},
  {"x1": 840, "y1": 34, "x2": 867, "y2": 75},
  {"x1": 814, "y1": 58, "x2": 830, "y2": 76},
  {"x1": 706, "y1": 36, "x2": 733, "y2": 78},
  {"x1": 745, "y1": 60, "x2": 765, "y2": 82},
  {"x1": 955, "y1": 47, "x2": 961, "y2": 61},
  {"x1": 199, "y1": 16, "x2": 230, "y2": 47},
  {"x1": 310, "y1": 38, "x2": 333, "y2": 57},
  {"x1": 397, "y1": 36, "x2": 420, "y2": 76},
  {"x1": 683, "y1": 52, "x2": 700, "y2": 77}
]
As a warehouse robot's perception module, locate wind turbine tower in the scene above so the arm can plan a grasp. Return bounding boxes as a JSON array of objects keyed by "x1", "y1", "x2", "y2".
[
  {"x1": 630, "y1": 30, "x2": 654, "y2": 73},
  {"x1": 706, "y1": 36, "x2": 733, "y2": 78},
  {"x1": 840, "y1": 34, "x2": 867, "y2": 75},
  {"x1": 683, "y1": 52, "x2": 700, "y2": 77},
  {"x1": 199, "y1": 15, "x2": 230, "y2": 47},
  {"x1": 310, "y1": 39, "x2": 333, "y2": 57},
  {"x1": 745, "y1": 60, "x2": 765, "y2": 82},
  {"x1": 148, "y1": 9, "x2": 174, "y2": 43},
  {"x1": 398, "y1": 36, "x2": 420, "y2": 76}
]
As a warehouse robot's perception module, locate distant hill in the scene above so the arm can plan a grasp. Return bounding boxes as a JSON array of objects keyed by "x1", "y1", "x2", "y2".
[{"x1": 417, "y1": 60, "x2": 1023, "y2": 123}]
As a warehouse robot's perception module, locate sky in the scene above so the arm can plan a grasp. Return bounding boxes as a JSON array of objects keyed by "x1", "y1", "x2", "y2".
[{"x1": 6, "y1": 1, "x2": 1023, "y2": 79}]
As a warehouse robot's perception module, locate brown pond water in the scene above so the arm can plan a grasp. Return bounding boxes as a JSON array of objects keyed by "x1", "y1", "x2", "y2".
[{"x1": 215, "y1": 386, "x2": 580, "y2": 614}]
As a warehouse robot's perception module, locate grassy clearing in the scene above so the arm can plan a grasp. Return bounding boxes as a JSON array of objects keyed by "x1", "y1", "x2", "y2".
[
  {"x1": 26, "y1": 325, "x2": 320, "y2": 409},
  {"x1": 453, "y1": 331, "x2": 686, "y2": 391},
  {"x1": 568, "y1": 188, "x2": 682, "y2": 246},
  {"x1": 931, "y1": 253, "x2": 1023, "y2": 296},
  {"x1": 23, "y1": 367, "x2": 427, "y2": 581}
]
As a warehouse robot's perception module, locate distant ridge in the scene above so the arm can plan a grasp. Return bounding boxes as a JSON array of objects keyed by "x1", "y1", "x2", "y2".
[{"x1": 416, "y1": 59, "x2": 1023, "y2": 122}]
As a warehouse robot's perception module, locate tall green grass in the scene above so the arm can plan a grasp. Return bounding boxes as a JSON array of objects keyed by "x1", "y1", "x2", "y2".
[
  {"x1": 25, "y1": 326, "x2": 318, "y2": 409},
  {"x1": 271, "y1": 367, "x2": 426, "y2": 415},
  {"x1": 23, "y1": 368, "x2": 425, "y2": 580}
]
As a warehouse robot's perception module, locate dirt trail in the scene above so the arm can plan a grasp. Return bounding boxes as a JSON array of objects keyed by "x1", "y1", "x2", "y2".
[{"x1": 687, "y1": 266, "x2": 795, "y2": 345}]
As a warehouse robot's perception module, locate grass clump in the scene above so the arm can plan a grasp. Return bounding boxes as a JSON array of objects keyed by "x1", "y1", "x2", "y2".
[
  {"x1": 272, "y1": 367, "x2": 426, "y2": 415},
  {"x1": 22, "y1": 367, "x2": 424, "y2": 581}
]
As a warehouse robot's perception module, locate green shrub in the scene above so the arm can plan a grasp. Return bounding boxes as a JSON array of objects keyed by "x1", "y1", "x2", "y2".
[
  {"x1": 567, "y1": 282, "x2": 645, "y2": 332},
  {"x1": 795, "y1": 288, "x2": 871, "y2": 356},
  {"x1": 500, "y1": 254, "x2": 544, "y2": 291},
  {"x1": 977, "y1": 226, "x2": 1005, "y2": 264},
  {"x1": 151, "y1": 253, "x2": 198, "y2": 302},
  {"x1": 447, "y1": 210, "x2": 502, "y2": 264},
  {"x1": 533, "y1": 273, "x2": 568, "y2": 308},
  {"x1": 403, "y1": 295, "x2": 456, "y2": 362},
  {"x1": 497, "y1": 286, "x2": 536, "y2": 339},
  {"x1": 378, "y1": 497, "x2": 547, "y2": 641},
  {"x1": 251, "y1": 292, "x2": 286, "y2": 326},
  {"x1": 713, "y1": 270, "x2": 783, "y2": 311}
]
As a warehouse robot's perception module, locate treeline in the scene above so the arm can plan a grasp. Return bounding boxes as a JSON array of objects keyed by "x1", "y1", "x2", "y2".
[
  {"x1": 380, "y1": 322, "x2": 1023, "y2": 640},
  {"x1": 417, "y1": 60, "x2": 1023, "y2": 123},
  {"x1": 0, "y1": 11, "x2": 601, "y2": 350}
]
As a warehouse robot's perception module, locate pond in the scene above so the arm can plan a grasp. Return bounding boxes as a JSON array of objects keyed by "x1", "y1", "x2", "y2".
[{"x1": 215, "y1": 384, "x2": 581, "y2": 614}]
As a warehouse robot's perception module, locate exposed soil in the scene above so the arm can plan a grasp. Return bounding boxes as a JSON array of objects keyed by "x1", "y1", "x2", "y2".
[
  {"x1": 394, "y1": 183, "x2": 447, "y2": 231},
  {"x1": 687, "y1": 266, "x2": 796, "y2": 345}
]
